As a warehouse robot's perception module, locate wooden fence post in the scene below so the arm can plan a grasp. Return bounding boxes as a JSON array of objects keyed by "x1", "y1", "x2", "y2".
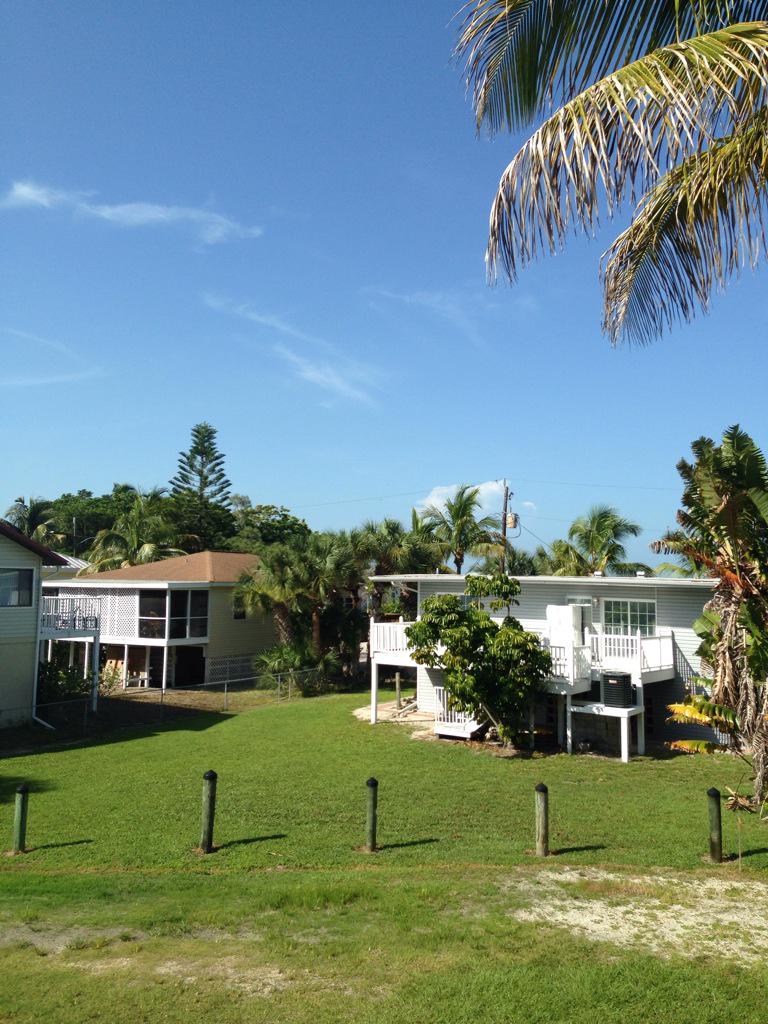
[
  {"x1": 366, "y1": 777, "x2": 378, "y2": 853},
  {"x1": 707, "y1": 786, "x2": 722, "y2": 864},
  {"x1": 200, "y1": 770, "x2": 217, "y2": 853},
  {"x1": 12, "y1": 784, "x2": 29, "y2": 854},
  {"x1": 535, "y1": 782, "x2": 549, "y2": 857},
  {"x1": 395, "y1": 671, "x2": 401, "y2": 710}
]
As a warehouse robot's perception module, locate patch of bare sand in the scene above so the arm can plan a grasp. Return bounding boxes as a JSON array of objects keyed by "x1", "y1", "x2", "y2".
[{"x1": 500, "y1": 866, "x2": 768, "y2": 964}]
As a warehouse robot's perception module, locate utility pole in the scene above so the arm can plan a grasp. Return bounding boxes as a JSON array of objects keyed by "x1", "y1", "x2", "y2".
[{"x1": 500, "y1": 480, "x2": 510, "y2": 573}]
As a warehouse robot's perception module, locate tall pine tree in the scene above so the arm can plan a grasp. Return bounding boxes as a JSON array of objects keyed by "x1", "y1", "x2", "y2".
[
  {"x1": 169, "y1": 423, "x2": 234, "y2": 550},
  {"x1": 170, "y1": 423, "x2": 232, "y2": 506}
]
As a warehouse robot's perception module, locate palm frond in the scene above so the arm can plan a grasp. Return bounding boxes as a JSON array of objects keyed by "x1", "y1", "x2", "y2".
[
  {"x1": 456, "y1": 1, "x2": 768, "y2": 132},
  {"x1": 602, "y1": 108, "x2": 768, "y2": 344},
  {"x1": 487, "y1": 24, "x2": 768, "y2": 284},
  {"x1": 668, "y1": 738, "x2": 730, "y2": 753}
]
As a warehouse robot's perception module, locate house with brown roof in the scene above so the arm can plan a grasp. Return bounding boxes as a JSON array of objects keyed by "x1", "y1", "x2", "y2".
[
  {"x1": 42, "y1": 551, "x2": 275, "y2": 690},
  {"x1": 0, "y1": 520, "x2": 71, "y2": 726}
]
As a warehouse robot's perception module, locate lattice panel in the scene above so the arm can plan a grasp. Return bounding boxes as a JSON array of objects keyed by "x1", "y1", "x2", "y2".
[
  {"x1": 208, "y1": 654, "x2": 256, "y2": 684},
  {"x1": 60, "y1": 588, "x2": 138, "y2": 638}
]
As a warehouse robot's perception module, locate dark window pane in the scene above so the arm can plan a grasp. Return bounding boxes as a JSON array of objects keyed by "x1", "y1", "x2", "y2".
[
  {"x1": 190, "y1": 591, "x2": 208, "y2": 617},
  {"x1": 0, "y1": 569, "x2": 33, "y2": 607},
  {"x1": 139, "y1": 618, "x2": 165, "y2": 639},
  {"x1": 189, "y1": 617, "x2": 208, "y2": 637},
  {"x1": 139, "y1": 591, "x2": 166, "y2": 618},
  {"x1": 170, "y1": 590, "x2": 188, "y2": 617},
  {"x1": 169, "y1": 618, "x2": 187, "y2": 639}
]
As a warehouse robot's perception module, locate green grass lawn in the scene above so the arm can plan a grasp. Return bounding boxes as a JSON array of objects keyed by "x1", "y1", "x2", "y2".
[{"x1": 2, "y1": 691, "x2": 768, "y2": 1023}]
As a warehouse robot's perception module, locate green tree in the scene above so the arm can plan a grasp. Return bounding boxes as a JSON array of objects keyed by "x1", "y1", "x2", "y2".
[
  {"x1": 230, "y1": 500, "x2": 310, "y2": 549},
  {"x1": 406, "y1": 571, "x2": 551, "y2": 742},
  {"x1": 171, "y1": 422, "x2": 232, "y2": 505},
  {"x1": 457, "y1": 2, "x2": 768, "y2": 344},
  {"x1": 535, "y1": 506, "x2": 650, "y2": 576},
  {"x1": 47, "y1": 485, "x2": 144, "y2": 555},
  {"x1": 421, "y1": 484, "x2": 502, "y2": 573},
  {"x1": 5, "y1": 496, "x2": 64, "y2": 548},
  {"x1": 652, "y1": 426, "x2": 768, "y2": 802},
  {"x1": 82, "y1": 488, "x2": 189, "y2": 573}
]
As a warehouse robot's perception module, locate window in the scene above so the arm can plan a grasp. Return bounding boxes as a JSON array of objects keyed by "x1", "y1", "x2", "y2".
[
  {"x1": 139, "y1": 590, "x2": 167, "y2": 638},
  {"x1": 0, "y1": 569, "x2": 33, "y2": 608},
  {"x1": 233, "y1": 594, "x2": 246, "y2": 620},
  {"x1": 603, "y1": 599, "x2": 656, "y2": 637},
  {"x1": 169, "y1": 590, "x2": 189, "y2": 638},
  {"x1": 189, "y1": 591, "x2": 209, "y2": 637}
]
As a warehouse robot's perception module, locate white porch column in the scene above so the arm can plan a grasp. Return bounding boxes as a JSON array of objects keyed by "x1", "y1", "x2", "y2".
[
  {"x1": 637, "y1": 712, "x2": 646, "y2": 757},
  {"x1": 122, "y1": 644, "x2": 129, "y2": 689},
  {"x1": 145, "y1": 647, "x2": 150, "y2": 685},
  {"x1": 47, "y1": 639, "x2": 53, "y2": 661},
  {"x1": 161, "y1": 646, "x2": 169, "y2": 691},
  {"x1": 68, "y1": 641, "x2": 75, "y2": 668},
  {"x1": 370, "y1": 661, "x2": 379, "y2": 724},
  {"x1": 565, "y1": 694, "x2": 573, "y2": 754},
  {"x1": 620, "y1": 717, "x2": 630, "y2": 763},
  {"x1": 83, "y1": 641, "x2": 90, "y2": 679}
]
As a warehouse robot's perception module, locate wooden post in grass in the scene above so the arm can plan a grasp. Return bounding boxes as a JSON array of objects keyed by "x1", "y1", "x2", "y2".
[
  {"x1": 200, "y1": 770, "x2": 217, "y2": 853},
  {"x1": 535, "y1": 782, "x2": 549, "y2": 857},
  {"x1": 366, "y1": 777, "x2": 378, "y2": 852},
  {"x1": 707, "y1": 786, "x2": 722, "y2": 864},
  {"x1": 395, "y1": 671, "x2": 401, "y2": 710},
  {"x1": 12, "y1": 784, "x2": 29, "y2": 854}
]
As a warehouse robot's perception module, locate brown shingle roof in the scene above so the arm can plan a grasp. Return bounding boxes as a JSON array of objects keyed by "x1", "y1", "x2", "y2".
[
  {"x1": 81, "y1": 550, "x2": 259, "y2": 583},
  {"x1": 0, "y1": 519, "x2": 67, "y2": 565}
]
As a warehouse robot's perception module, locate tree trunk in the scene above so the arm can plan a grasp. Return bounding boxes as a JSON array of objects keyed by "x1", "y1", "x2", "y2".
[
  {"x1": 311, "y1": 607, "x2": 322, "y2": 655},
  {"x1": 454, "y1": 551, "x2": 464, "y2": 573},
  {"x1": 273, "y1": 605, "x2": 294, "y2": 646}
]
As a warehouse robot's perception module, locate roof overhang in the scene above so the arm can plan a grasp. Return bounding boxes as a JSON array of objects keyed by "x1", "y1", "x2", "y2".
[
  {"x1": 368, "y1": 573, "x2": 716, "y2": 589},
  {"x1": 0, "y1": 519, "x2": 67, "y2": 565}
]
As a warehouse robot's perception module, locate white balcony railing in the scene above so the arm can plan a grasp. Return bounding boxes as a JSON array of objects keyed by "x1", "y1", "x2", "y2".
[
  {"x1": 370, "y1": 621, "x2": 411, "y2": 655},
  {"x1": 41, "y1": 595, "x2": 101, "y2": 636},
  {"x1": 370, "y1": 618, "x2": 675, "y2": 686}
]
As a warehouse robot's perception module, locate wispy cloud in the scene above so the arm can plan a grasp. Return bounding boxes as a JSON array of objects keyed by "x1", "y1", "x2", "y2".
[
  {"x1": 273, "y1": 344, "x2": 375, "y2": 405},
  {"x1": 1, "y1": 180, "x2": 262, "y2": 245},
  {"x1": 0, "y1": 326, "x2": 106, "y2": 388},
  {"x1": 365, "y1": 286, "x2": 488, "y2": 348},
  {"x1": 204, "y1": 293, "x2": 381, "y2": 405},
  {"x1": 203, "y1": 294, "x2": 323, "y2": 346},
  {"x1": 522, "y1": 500, "x2": 538, "y2": 512},
  {"x1": 0, "y1": 368, "x2": 105, "y2": 388}
]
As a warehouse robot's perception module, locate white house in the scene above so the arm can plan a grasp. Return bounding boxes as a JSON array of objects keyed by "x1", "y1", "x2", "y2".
[
  {"x1": 42, "y1": 550, "x2": 275, "y2": 690},
  {"x1": 368, "y1": 573, "x2": 715, "y2": 762}
]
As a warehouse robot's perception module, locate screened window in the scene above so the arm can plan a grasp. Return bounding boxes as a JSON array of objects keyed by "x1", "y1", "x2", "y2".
[
  {"x1": 0, "y1": 569, "x2": 33, "y2": 608},
  {"x1": 139, "y1": 590, "x2": 167, "y2": 638},
  {"x1": 603, "y1": 600, "x2": 656, "y2": 637},
  {"x1": 189, "y1": 591, "x2": 209, "y2": 637}
]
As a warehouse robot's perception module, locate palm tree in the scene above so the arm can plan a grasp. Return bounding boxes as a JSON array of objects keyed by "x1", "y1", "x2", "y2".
[
  {"x1": 361, "y1": 514, "x2": 444, "y2": 610},
  {"x1": 536, "y1": 506, "x2": 650, "y2": 576},
  {"x1": 236, "y1": 544, "x2": 303, "y2": 646},
  {"x1": 473, "y1": 541, "x2": 538, "y2": 576},
  {"x1": 651, "y1": 426, "x2": 768, "y2": 802},
  {"x1": 456, "y1": 2, "x2": 768, "y2": 345},
  {"x1": 421, "y1": 484, "x2": 502, "y2": 573},
  {"x1": 5, "y1": 496, "x2": 64, "y2": 548},
  {"x1": 293, "y1": 533, "x2": 357, "y2": 654},
  {"x1": 82, "y1": 488, "x2": 189, "y2": 573}
]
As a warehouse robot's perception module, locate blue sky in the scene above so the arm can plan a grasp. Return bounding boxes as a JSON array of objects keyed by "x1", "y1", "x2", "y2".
[{"x1": 1, "y1": 1, "x2": 765, "y2": 564}]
